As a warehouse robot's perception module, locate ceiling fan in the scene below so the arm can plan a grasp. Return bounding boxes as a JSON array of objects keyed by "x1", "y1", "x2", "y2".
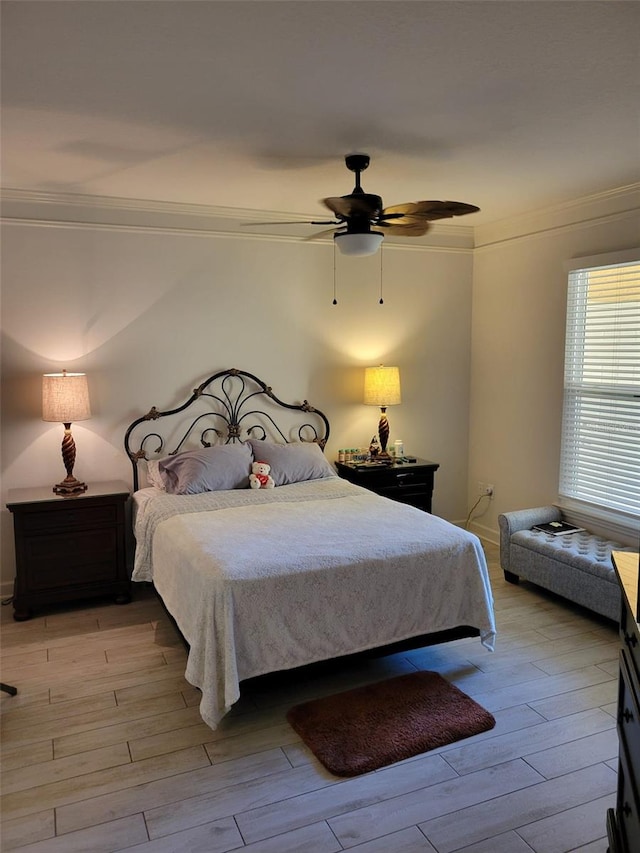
[{"x1": 245, "y1": 153, "x2": 480, "y2": 255}]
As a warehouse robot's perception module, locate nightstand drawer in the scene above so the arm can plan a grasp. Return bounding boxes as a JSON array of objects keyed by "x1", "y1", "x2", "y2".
[
  {"x1": 19, "y1": 504, "x2": 118, "y2": 533},
  {"x1": 24, "y1": 529, "x2": 119, "y2": 589},
  {"x1": 362, "y1": 468, "x2": 432, "y2": 490}
]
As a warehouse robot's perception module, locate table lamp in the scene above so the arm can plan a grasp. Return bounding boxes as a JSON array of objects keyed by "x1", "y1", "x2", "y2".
[
  {"x1": 364, "y1": 365, "x2": 401, "y2": 457},
  {"x1": 42, "y1": 370, "x2": 91, "y2": 495}
]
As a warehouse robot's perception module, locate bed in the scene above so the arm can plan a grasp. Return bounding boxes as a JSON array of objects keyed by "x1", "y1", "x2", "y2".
[{"x1": 125, "y1": 368, "x2": 496, "y2": 729}]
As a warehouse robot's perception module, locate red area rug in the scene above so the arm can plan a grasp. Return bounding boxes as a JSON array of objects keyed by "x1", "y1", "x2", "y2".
[{"x1": 286, "y1": 670, "x2": 495, "y2": 777}]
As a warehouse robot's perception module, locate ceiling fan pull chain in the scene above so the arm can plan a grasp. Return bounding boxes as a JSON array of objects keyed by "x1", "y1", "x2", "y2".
[
  {"x1": 332, "y1": 240, "x2": 338, "y2": 305},
  {"x1": 379, "y1": 246, "x2": 384, "y2": 305}
]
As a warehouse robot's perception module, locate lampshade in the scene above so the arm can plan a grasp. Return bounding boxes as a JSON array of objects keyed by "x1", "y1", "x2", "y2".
[
  {"x1": 334, "y1": 231, "x2": 384, "y2": 257},
  {"x1": 363, "y1": 365, "x2": 401, "y2": 407},
  {"x1": 42, "y1": 371, "x2": 91, "y2": 495},
  {"x1": 42, "y1": 372, "x2": 91, "y2": 423}
]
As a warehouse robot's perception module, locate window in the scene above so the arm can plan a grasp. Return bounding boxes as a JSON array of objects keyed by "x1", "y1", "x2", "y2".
[{"x1": 559, "y1": 250, "x2": 640, "y2": 530}]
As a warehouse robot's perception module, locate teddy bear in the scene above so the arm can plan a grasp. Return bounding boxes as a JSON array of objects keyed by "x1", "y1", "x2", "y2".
[{"x1": 249, "y1": 460, "x2": 275, "y2": 489}]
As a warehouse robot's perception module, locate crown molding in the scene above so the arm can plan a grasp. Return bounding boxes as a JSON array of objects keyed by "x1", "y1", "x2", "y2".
[
  {"x1": 1, "y1": 187, "x2": 255, "y2": 220},
  {"x1": 6, "y1": 183, "x2": 635, "y2": 252},
  {"x1": 474, "y1": 183, "x2": 640, "y2": 249},
  {"x1": 0, "y1": 187, "x2": 474, "y2": 251}
]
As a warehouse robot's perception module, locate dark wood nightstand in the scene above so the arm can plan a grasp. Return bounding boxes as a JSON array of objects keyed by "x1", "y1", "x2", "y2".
[
  {"x1": 7, "y1": 481, "x2": 131, "y2": 620},
  {"x1": 335, "y1": 458, "x2": 439, "y2": 512}
]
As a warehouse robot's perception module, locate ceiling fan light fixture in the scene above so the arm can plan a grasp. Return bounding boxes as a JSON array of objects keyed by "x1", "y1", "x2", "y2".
[{"x1": 334, "y1": 231, "x2": 384, "y2": 257}]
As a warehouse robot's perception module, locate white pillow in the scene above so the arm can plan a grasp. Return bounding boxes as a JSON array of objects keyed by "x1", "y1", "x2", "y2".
[{"x1": 145, "y1": 459, "x2": 166, "y2": 491}]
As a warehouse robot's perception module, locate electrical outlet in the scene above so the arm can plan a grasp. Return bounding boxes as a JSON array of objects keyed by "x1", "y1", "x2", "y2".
[{"x1": 477, "y1": 481, "x2": 494, "y2": 497}]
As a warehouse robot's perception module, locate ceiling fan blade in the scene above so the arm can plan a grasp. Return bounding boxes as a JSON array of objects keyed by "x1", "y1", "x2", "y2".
[
  {"x1": 322, "y1": 193, "x2": 383, "y2": 219},
  {"x1": 382, "y1": 201, "x2": 480, "y2": 222},
  {"x1": 322, "y1": 197, "x2": 350, "y2": 218},
  {"x1": 303, "y1": 226, "x2": 342, "y2": 242},
  {"x1": 378, "y1": 219, "x2": 432, "y2": 237},
  {"x1": 242, "y1": 219, "x2": 339, "y2": 226}
]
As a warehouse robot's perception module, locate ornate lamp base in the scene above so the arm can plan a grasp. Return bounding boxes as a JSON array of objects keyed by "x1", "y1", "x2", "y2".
[
  {"x1": 53, "y1": 477, "x2": 88, "y2": 496},
  {"x1": 53, "y1": 424, "x2": 87, "y2": 495},
  {"x1": 378, "y1": 407, "x2": 391, "y2": 457}
]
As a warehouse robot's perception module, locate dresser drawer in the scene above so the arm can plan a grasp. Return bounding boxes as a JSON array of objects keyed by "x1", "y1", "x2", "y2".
[
  {"x1": 619, "y1": 651, "x2": 640, "y2": 777},
  {"x1": 19, "y1": 504, "x2": 119, "y2": 533},
  {"x1": 618, "y1": 731, "x2": 640, "y2": 853},
  {"x1": 621, "y1": 603, "x2": 640, "y2": 688}
]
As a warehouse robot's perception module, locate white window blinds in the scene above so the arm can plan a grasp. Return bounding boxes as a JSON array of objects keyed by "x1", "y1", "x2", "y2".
[{"x1": 559, "y1": 257, "x2": 640, "y2": 518}]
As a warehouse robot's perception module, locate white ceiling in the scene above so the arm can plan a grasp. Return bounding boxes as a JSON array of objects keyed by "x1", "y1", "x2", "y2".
[{"x1": 2, "y1": 1, "x2": 639, "y2": 228}]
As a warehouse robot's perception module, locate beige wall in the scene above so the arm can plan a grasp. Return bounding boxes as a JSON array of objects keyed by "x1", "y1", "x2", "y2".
[
  {"x1": 2, "y1": 187, "x2": 638, "y2": 595},
  {"x1": 0, "y1": 200, "x2": 475, "y2": 593},
  {"x1": 467, "y1": 188, "x2": 640, "y2": 544}
]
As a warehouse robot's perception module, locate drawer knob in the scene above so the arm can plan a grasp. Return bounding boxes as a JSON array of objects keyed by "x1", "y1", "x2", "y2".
[
  {"x1": 622, "y1": 707, "x2": 634, "y2": 724},
  {"x1": 624, "y1": 632, "x2": 638, "y2": 648}
]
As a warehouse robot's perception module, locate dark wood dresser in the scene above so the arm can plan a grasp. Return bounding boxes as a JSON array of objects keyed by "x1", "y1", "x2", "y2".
[
  {"x1": 335, "y1": 458, "x2": 439, "y2": 513},
  {"x1": 608, "y1": 550, "x2": 640, "y2": 853},
  {"x1": 7, "y1": 481, "x2": 131, "y2": 620}
]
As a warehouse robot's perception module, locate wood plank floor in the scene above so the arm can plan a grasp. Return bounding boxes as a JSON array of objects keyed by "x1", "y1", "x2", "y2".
[{"x1": 0, "y1": 541, "x2": 619, "y2": 852}]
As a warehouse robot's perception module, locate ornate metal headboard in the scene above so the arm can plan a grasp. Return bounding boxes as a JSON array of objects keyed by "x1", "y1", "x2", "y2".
[{"x1": 124, "y1": 368, "x2": 331, "y2": 491}]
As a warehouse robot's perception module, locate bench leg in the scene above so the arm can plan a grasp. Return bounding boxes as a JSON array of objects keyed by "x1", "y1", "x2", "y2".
[{"x1": 503, "y1": 570, "x2": 520, "y2": 585}]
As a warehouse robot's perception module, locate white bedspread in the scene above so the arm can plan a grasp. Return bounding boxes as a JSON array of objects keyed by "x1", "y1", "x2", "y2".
[{"x1": 132, "y1": 478, "x2": 495, "y2": 729}]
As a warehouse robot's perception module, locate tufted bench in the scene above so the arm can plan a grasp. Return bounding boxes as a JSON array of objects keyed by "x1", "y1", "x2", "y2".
[{"x1": 498, "y1": 506, "x2": 636, "y2": 622}]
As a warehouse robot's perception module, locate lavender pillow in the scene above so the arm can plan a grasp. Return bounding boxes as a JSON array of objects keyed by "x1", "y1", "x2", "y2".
[
  {"x1": 248, "y1": 439, "x2": 335, "y2": 486},
  {"x1": 157, "y1": 443, "x2": 252, "y2": 494}
]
